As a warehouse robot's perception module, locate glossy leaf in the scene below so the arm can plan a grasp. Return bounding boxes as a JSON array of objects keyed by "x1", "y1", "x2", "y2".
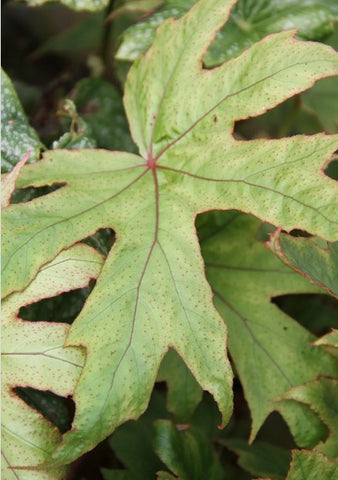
[
  {"x1": 278, "y1": 378, "x2": 338, "y2": 458},
  {"x1": 268, "y1": 232, "x2": 338, "y2": 298},
  {"x1": 1, "y1": 242, "x2": 103, "y2": 478},
  {"x1": 201, "y1": 213, "x2": 337, "y2": 443},
  {"x1": 1, "y1": 69, "x2": 43, "y2": 173},
  {"x1": 116, "y1": 0, "x2": 338, "y2": 66},
  {"x1": 286, "y1": 450, "x2": 338, "y2": 480},
  {"x1": 153, "y1": 420, "x2": 223, "y2": 480},
  {"x1": 2, "y1": 0, "x2": 338, "y2": 466}
]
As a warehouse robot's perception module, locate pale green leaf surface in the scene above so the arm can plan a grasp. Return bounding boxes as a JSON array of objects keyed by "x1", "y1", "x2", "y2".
[
  {"x1": 201, "y1": 213, "x2": 338, "y2": 442},
  {"x1": 278, "y1": 378, "x2": 338, "y2": 458},
  {"x1": 1, "y1": 244, "x2": 103, "y2": 478},
  {"x1": 153, "y1": 420, "x2": 223, "y2": 480},
  {"x1": 268, "y1": 232, "x2": 338, "y2": 298},
  {"x1": 157, "y1": 349, "x2": 203, "y2": 423},
  {"x1": 2, "y1": 0, "x2": 338, "y2": 465},
  {"x1": 1, "y1": 69, "x2": 43, "y2": 173},
  {"x1": 286, "y1": 450, "x2": 338, "y2": 480},
  {"x1": 222, "y1": 438, "x2": 291, "y2": 480}
]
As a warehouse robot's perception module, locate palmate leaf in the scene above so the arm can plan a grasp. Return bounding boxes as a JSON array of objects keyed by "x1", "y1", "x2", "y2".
[
  {"x1": 201, "y1": 212, "x2": 337, "y2": 445},
  {"x1": 2, "y1": 0, "x2": 338, "y2": 465}
]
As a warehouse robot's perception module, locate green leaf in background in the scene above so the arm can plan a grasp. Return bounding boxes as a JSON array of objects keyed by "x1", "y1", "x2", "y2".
[
  {"x1": 278, "y1": 378, "x2": 338, "y2": 458},
  {"x1": 104, "y1": 392, "x2": 168, "y2": 480},
  {"x1": 32, "y1": 12, "x2": 104, "y2": 58},
  {"x1": 106, "y1": 0, "x2": 163, "y2": 23},
  {"x1": 1, "y1": 69, "x2": 43, "y2": 173},
  {"x1": 268, "y1": 232, "x2": 338, "y2": 298},
  {"x1": 201, "y1": 213, "x2": 337, "y2": 445},
  {"x1": 3, "y1": 0, "x2": 338, "y2": 466},
  {"x1": 302, "y1": 76, "x2": 338, "y2": 133},
  {"x1": 222, "y1": 438, "x2": 291, "y2": 480},
  {"x1": 72, "y1": 78, "x2": 136, "y2": 152},
  {"x1": 286, "y1": 450, "x2": 338, "y2": 480},
  {"x1": 204, "y1": 0, "x2": 338, "y2": 67},
  {"x1": 115, "y1": 0, "x2": 338, "y2": 67},
  {"x1": 153, "y1": 420, "x2": 223, "y2": 480},
  {"x1": 157, "y1": 350, "x2": 203, "y2": 423},
  {"x1": 115, "y1": 1, "x2": 194, "y2": 63}
]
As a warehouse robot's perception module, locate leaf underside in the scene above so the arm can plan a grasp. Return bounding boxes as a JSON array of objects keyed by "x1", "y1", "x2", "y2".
[{"x1": 2, "y1": 0, "x2": 338, "y2": 466}]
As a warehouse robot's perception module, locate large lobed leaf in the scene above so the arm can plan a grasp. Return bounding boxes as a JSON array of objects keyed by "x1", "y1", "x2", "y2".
[{"x1": 2, "y1": 0, "x2": 338, "y2": 466}]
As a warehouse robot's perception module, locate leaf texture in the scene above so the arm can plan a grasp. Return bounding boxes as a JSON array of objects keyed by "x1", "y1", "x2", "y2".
[
  {"x1": 2, "y1": 0, "x2": 338, "y2": 465},
  {"x1": 1, "y1": 244, "x2": 103, "y2": 478}
]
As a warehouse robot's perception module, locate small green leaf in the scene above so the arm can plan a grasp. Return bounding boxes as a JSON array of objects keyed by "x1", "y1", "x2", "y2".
[
  {"x1": 153, "y1": 420, "x2": 223, "y2": 480},
  {"x1": 278, "y1": 378, "x2": 338, "y2": 458},
  {"x1": 268, "y1": 232, "x2": 338, "y2": 298},
  {"x1": 157, "y1": 350, "x2": 203, "y2": 423},
  {"x1": 223, "y1": 438, "x2": 291, "y2": 480},
  {"x1": 1, "y1": 69, "x2": 43, "y2": 173},
  {"x1": 286, "y1": 450, "x2": 338, "y2": 480}
]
